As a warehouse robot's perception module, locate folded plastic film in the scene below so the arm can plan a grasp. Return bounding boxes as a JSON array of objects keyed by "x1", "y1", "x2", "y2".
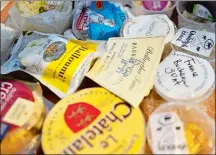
[
  {"x1": 8, "y1": 1, "x2": 72, "y2": 34},
  {"x1": 1, "y1": 31, "x2": 106, "y2": 98}
]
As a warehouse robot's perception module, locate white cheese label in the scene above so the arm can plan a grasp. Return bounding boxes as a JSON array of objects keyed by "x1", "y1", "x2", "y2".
[
  {"x1": 154, "y1": 51, "x2": 215, "y2": 102},
  {"x1": 149, "y1": 112, "x2": 189, "y2": 154},
  {"x1": 2, "y1": 97, "x2": 34, "y2": 127},
  {"x1": 171, "y1": 28, "x2": 215, "y2": 57}
]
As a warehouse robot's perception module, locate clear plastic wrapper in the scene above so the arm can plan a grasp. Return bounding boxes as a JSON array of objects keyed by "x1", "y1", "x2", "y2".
[
  {"x1": 147, "y1": 102, "x2": 215, "y2": 154},
  {"x1": 72, "y1": 0, "x2": 127, "y2": 40},
  {"x1": 176, "y1": 1, "x2": 215, "y2": 32},
  {"x1": 0, "y1": 77, "x2": 46, "y2": 154},
  {"x1": 8, "y1": 1, "x2": 72, "y2": 34},
  {"x1": 41, "y1": 88, "x2": 146, "y2": 154},
  {"x1": 1, "y1": 31, "x2": 106, "y2": 98},
  {"x1": 1, "y1": 23, "x2": 19, "y2": 66},
  {"x1": 154, "y1": 51, "x2": 215, "y2": 104}
]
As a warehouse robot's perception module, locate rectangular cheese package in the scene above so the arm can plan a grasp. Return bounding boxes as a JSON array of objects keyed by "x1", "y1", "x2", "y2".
[
  {"x1": 86, "y1": 37, "x2": 165, "y2": 107},
  {"x1": 1, "y1": 31, "x2": 106, "y2": 98}
]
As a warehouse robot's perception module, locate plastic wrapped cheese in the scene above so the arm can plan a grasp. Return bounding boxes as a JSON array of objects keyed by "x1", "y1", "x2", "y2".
[
  {"x1": 1, "y1": 23, "x2": 19, "y2": 65},
  {"x1": 0, "y1": 77, "x2": 45, "y2": 154},
  {"x1": 8, "y1": 1, "x2": 72, "y2": 34},
  {"x1": 1, "y1": 31, "x2": 106, "y2": 98}
]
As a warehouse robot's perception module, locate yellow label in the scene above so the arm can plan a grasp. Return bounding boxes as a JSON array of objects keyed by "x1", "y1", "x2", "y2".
[
  {"x1": 41, "y1": 40, "x2": 97, "y2": 93},
  {"x1": 86, "y1": 37, "x2": 165, "y2": 107},
  {"x1": 42, "y1": 88, "x2": 145, "y2": 154}
]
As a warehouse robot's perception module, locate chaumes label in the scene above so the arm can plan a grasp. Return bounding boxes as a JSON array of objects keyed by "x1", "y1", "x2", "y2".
[{"x1": 41, "y1": 88, "x2": 145, "y2": 154}]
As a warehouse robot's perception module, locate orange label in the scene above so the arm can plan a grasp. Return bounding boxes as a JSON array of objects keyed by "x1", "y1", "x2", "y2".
[{"x1": 95, "y1": 1, "x2": 103, "y2": 9}]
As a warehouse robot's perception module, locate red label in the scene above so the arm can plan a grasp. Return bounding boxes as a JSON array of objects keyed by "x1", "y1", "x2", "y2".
[
  {"x1": 76, "y1": 9, "x2": 88, "y2": 31},
  {"x1": 96, "y1": 1, "x2": 103, "y2": 9},
  {"x1": 0, "y1": 80, "x2": 34, "y2": 130},
  {"x1": 64, "y1": 102, "x2": 101, "y2": 133}
]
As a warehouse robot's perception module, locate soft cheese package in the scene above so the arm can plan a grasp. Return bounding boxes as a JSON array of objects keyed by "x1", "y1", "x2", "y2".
[
  {"x1": 8, "y1": 1, "x2": 72, "y2": 34},
  {"x1": 86, "y1": 37, "x2": 165, "y2": 107},
  {"x1": 147, "y1": 102, "x2": 215, "y2": 154},
  {"x1": 0, "y1": 76, "x2": 45, "y2": 154},
  {"x1": 72, "y1": 0, "x2": 127, "y2": 40},
  {"x1": 1, "y1": 23, "x2": 19, "y2": 65},
  {"x1": 1, "y1": 31, "x2": 106, "y2": 98}
]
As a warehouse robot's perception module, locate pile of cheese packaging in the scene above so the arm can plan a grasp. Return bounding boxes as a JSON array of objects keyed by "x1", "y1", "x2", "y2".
[{"x1": 1, "y1": 1, "x2": 215, "y2": 154}]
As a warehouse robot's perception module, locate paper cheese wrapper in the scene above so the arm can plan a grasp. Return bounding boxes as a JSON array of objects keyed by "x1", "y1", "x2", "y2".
[{"x1": 86, "y1": 37, "x2": 165, "y2": 107}]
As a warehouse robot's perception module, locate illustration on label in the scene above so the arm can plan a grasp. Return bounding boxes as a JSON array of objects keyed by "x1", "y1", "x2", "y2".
[
  {"x1": 149, "y1": 112, "x2": 189, "y2": 154},
  {"x1": 64, "y1": 102, "x2": 101, "y2": 133},
  {"x1": 116, "y1": 58, "x2": 141, "y2": 77},
  {"x1": 43, "y1": 41, "x2": 66, "y2": 62}
]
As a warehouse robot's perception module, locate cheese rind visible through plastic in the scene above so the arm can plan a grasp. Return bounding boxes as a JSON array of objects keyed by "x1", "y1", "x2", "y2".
[{"x1": 41, "y1": 88, "x2": 145, "y2": 154}]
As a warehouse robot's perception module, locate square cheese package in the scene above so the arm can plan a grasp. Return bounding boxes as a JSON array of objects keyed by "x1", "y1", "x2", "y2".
[
  {"x1": 86, "y1": 37, "x2": 165, "y2": 107},
  {"x1": 1, "y1": 31, "x2": 106, "y2": 98}
]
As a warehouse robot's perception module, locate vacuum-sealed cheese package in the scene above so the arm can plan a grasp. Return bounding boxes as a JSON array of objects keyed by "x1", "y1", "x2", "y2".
[
  {"x1": 8, "y1": 1, "x2": 72, "y2": 34},
  {"x1": 1, "y1": 23, "x2": 19, "y2": 66},
  {"x1": 72, "y1": 0, "x2": 127, "y2": 40},
  {"x1": 1, "y1": 31, "x2": 106, "y2": 98},
  {"x1": 0, "y1": 77, "x2": 45, "y2": 154}
]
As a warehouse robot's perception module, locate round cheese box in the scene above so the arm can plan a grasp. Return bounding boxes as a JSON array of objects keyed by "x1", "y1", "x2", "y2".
[
  {"x1": 154, "y1": 51, "x2": 215, "y2": 104},
  {"x1": 41, "y1": 87, "x2": 145, "y2": 154}
]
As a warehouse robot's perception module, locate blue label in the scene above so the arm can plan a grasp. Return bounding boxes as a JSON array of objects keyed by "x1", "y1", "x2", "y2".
[
  {"x1": 0, "y1": 123, "x2": 10, "y2": 142},
  {"x1": 88, "y1": 1, "x2": 126, "y2": 40}
]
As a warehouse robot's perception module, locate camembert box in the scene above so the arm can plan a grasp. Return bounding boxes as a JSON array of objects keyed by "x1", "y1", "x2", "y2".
[{"x1": 42, "y1": 88, "x2": 145, "y2": 154}]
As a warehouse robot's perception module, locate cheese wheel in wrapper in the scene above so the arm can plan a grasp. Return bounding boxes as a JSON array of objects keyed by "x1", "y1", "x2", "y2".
[
  {"x1": 0, "y1": 78, "x2": 46, "y2": 154},
  {"x1": 121, "y1": 14, "x2": 175, "y2": 44},
  {"x1": 42, "y1": 88, "x2": 145, "y2": 154},
  {"x1": 147, "y1": 102, "x2": 215, "y2": 154}
]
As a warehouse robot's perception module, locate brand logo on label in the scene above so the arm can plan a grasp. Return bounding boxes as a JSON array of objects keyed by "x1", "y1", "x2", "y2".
[
  {"x1": 64, "y1": 102, "x2": 101, "y2": 133},
  {"x1": 76, "y1": 8, "x2": 88, "y2": 31},
  {"x1": 95, "y1": 1, "x2": 103, "y2": 9},
  {"x1": 43, "y1": 41, "x2": 66, "y2": 62},
  {"x1": 62, "y1": 102, "x2": 133, "y2": 154},
  {"x1": 1, "y1": 82, "x2": 13, "y2": 101}
]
